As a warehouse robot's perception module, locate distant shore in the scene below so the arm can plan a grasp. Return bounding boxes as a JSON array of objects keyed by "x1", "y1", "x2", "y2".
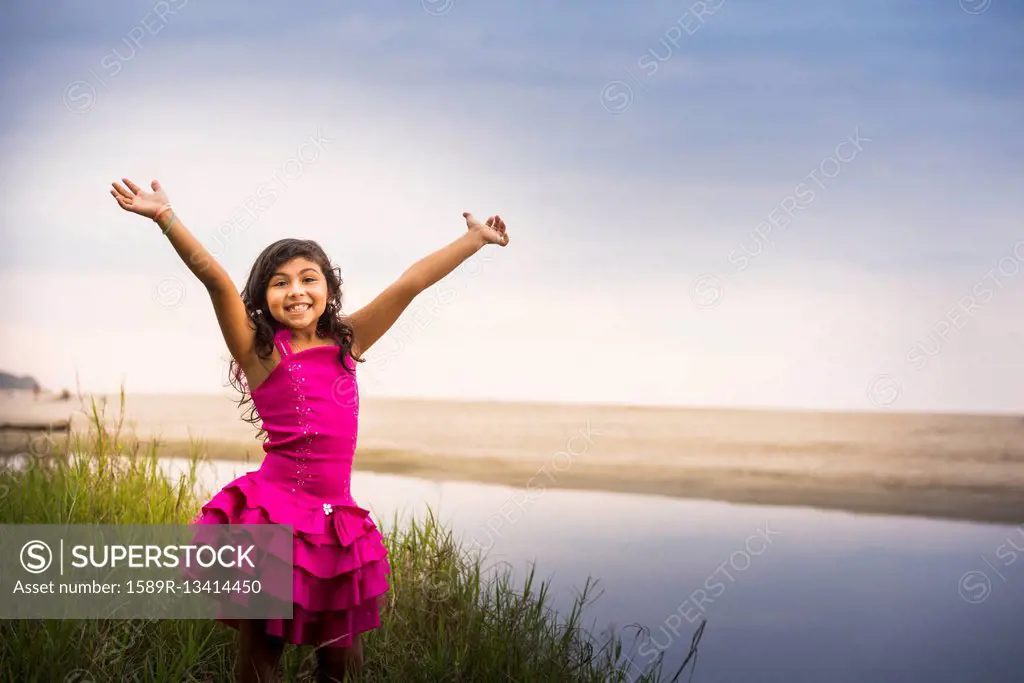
[
  {"x1": 119, "y1": 437, "x2": 1018, "y2": 526},
  {"x1": 2, "y1": 392, "x2": 1023, "y2": 526}
]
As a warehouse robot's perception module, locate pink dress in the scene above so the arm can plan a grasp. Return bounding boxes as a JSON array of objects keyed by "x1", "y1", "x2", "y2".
[{"x1": 192, "y1": 326, "x2": 391, "y2": 647}]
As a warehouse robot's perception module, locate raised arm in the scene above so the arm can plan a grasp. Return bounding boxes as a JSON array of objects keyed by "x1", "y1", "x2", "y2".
[
  {"x1": 348, "y1": 212, "x2": 510, "y2": 357},
  {"x1": 110, "y1": 178, "x2": 257, "y2": 365}
]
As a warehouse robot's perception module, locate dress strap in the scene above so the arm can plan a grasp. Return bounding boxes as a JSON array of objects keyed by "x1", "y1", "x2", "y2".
[{"x1": 273, "y1": 327, "x2": 293, "y2": 358}]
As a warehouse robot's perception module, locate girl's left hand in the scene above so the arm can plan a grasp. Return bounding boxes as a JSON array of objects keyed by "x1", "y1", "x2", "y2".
[{"x1": 464, "y1": 212, "x2": 510, "y2": 246}]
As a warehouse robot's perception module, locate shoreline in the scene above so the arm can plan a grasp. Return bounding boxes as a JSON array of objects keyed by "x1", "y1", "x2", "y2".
[
  {"x1": 133, "y1": 438, "x2": 1024, "y2": 526},
  {"x1": 3, "y1": 393, "x2": 1023, "y2": 527}
]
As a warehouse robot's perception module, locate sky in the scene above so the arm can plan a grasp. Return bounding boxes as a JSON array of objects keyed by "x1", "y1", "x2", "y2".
[{"x1": 1, "y1": 0, "x2": 1022, "y2": 414}]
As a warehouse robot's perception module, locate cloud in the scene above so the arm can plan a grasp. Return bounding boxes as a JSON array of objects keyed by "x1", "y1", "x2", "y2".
[{"x1": 1, "y1": 0, "x2": 1021, "y2": 412}]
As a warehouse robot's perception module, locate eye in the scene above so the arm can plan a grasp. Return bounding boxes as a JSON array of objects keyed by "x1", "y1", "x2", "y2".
[{"x1": 304, "y1": 277, "x2": 316, "y2": 283}]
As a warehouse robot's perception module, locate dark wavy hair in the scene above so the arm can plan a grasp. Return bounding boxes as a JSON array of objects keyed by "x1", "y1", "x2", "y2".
[{"x1": 227, "y1": 238, "x2": 363, "y2": 438}]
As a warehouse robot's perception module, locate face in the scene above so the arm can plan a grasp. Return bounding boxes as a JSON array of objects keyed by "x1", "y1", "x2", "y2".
[{"x1": 265, "y1": 257, "x2": 329, "y2": 329}]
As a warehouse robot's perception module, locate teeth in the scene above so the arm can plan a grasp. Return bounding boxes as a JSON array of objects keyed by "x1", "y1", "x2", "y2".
[{"x1": 287, "y1": 304, "x2": 310, "y2": 312}]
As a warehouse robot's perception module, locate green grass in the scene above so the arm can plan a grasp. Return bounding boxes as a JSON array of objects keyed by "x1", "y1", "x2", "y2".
[{"x1": 0, "y1": 391, "x2": 701, "y2": 682}]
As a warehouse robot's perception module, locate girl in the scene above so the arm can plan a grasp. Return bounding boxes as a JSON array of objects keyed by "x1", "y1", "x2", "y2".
[{"x1": 110, "y1": 177, "x2": 509, "y2": 683}]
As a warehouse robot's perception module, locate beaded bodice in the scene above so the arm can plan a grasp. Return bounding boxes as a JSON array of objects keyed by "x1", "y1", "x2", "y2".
[{"x1": 250, "y1": 326, "x2": 360, "y2": 504}]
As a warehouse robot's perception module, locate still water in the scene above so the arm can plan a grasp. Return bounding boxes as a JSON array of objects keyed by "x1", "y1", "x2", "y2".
[{"x1": 164, "y1": 457, "x2": 1023, "y2": 683}]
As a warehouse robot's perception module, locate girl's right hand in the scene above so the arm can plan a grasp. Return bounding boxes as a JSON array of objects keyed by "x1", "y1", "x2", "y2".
[{"x1": 110, "y1": 178, "x2": 170, "y2": 220}]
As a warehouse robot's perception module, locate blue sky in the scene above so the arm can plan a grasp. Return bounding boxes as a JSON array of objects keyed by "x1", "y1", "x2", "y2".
[{"x1": 1, "y1": 0, "x2": 1021, "y2": 413}]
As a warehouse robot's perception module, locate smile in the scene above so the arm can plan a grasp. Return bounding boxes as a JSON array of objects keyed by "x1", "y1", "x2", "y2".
[{"x1": 285, "y1": 303, "x2": 311, "y2": 313}]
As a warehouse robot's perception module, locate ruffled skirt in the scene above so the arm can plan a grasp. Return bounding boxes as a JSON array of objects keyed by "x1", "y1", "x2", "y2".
[{"x1": 191, "y1": 472, "x2": 391, "y2": 648}]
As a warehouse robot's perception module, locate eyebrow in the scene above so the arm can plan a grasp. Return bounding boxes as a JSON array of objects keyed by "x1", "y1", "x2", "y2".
[{"x1": 271, "y1": 268, "x2": 320, "y2": 279}]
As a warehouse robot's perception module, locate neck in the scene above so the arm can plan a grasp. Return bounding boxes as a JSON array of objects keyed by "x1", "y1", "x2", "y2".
[{"x1": 285, "y1": 325, "x2": 322, "y2": 346}]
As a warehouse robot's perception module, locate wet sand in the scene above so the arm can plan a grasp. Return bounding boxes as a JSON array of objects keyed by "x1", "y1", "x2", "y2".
[{"x1": 2, "y1": 391, "x2": 1023, "y2": 524}]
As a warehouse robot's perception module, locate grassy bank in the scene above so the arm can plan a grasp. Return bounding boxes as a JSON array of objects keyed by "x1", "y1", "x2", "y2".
[{"x1": 0, "y1": 393, "x2": 697, "y2": 682}]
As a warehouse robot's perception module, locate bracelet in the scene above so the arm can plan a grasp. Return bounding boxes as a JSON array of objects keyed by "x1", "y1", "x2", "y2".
[{"x1": 153, "y1": 205, "x2": 175, "y2": 234}]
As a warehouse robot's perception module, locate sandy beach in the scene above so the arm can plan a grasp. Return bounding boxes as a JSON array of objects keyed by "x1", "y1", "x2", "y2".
[{"x1": 2, "y1": 391, "x2": 1023, "y2": 525}]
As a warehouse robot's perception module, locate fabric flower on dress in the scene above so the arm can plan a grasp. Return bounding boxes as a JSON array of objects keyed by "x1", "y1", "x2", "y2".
[{"x1": 323, "y1": 503, "x2": 333, "y2": 516}]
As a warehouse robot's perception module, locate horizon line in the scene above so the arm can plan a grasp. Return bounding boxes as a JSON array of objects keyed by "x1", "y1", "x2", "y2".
[{"x1": 20, "y1": 388, "x2": 1023, "y2": 420}]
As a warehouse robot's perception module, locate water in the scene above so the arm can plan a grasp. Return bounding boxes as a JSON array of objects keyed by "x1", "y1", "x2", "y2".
[{"x1": 166, "y1": 458, "x2": 1024, "y2": 682}]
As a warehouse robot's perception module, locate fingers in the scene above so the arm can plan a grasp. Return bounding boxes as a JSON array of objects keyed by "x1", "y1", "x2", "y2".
[
  {"x1": 151, "y1": 179, "x2": 162, "y2": 192},
  {"x1": 490, "y1": 215, "x2": 506, "y2": 237},
  {"x1": 109, "y1": 190, "x2": 131, "y2": 210},
  {"x1": 122, "y1": 178, "x2": 141, "y2": 194},
  {"x1": 464, "y1": 211, "x2": 509, "y2": 246},
  {"x1": 111, "y1": 181, "x2": 133, "y2": 199},
  {"x1": 495, "y1": 215, "x2": 508, "y2": 245},
  {"x1": 480, "y1": 215, "x2": 506, "y2": 230}
]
